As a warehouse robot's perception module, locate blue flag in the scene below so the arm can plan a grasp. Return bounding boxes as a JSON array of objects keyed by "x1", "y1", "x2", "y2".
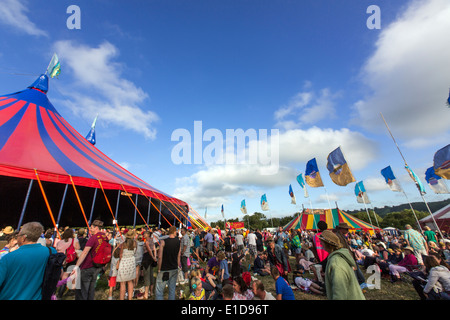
[
  {"x1": 289, "y1": 184, "x2": 296, "y2": 204},
  {"x1": 261, "y1": 194, "x2": 269, "y2": 211},
  {"x1": 434, "y1": 144, "x2": 450, "y2": 179},
  {"x1": 380, "y1": 166, "x2": 403, "y2": 192},
  {"x1": 425, "y1": 167, "x2": 449, "y2": 194},
  {"x1": 305, "y1": 158, "x2": 324, "y2": 187},
  {"x1": 326, "y1": 147, "x2": 355, "y2": 186},
  {"x1": 221, "y1": 204, "x2": 224, "y2": 218}
]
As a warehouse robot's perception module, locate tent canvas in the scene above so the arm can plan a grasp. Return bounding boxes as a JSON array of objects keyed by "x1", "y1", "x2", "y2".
[
  {"x1": 0, "y1": 74, "x2": 188, "y2": 228},
  {"x1": 283, "y1": 208, "x2": 380, "y2": 231},
  {"x1": 419, "y1": 203, "x2": 450, "y2": 233}
]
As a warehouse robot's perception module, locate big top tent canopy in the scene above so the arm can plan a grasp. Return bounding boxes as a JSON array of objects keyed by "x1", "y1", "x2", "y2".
[
  {"x1": 283, "y1": 208, "x2": 380, "y2": 232},
  {"x1": 0, "y1": 74, "x2": 189, "y2": 230}
]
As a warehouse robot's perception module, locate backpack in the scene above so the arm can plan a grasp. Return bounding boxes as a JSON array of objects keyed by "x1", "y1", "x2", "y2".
[
  {"x1": 224, "y1": 237, "x2": 231, "y2": 247},
  {"x1": 65, "y1": 238, "x2": 77, "y2": 264},
  {"x1": 91, "y1": 233, "x2": 112, "y2": 268},
  {"x1": 41, "y1": 247, "x2": 66, "y2": 300}
]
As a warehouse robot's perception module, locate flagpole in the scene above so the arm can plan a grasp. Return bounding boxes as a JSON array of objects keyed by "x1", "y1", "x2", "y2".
[
  {"x1": 381, "y1": 113, "x2": 444, "y2": 238},
  {"x1": 356, "y1": 183, "x2": 375, "y2": 234}
]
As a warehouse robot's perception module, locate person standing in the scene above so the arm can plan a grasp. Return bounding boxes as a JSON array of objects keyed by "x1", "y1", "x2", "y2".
[
  {"x1": 404, "y1": 224, "x2": 429, "y2": 265},
  {"x1": 0, "y1": 222, "x2": 56, "y2": 300},
  {"x1": 72, "y1": 219, "x2": 107, "y2": 300},
  {"x1": 247, "y1": 229, "x2": 257, "y2": 260},
  {"x1": 180, "y1": 227, "x2": 191, "y2": 282},
  {"x1": 155, "y1": 226, "x2": 181, "y2": 300},
  {"x1": 319, "y1": 230, "x2": 365, "y2": 300},
  {"x1": 235, "y1": 230, "x2": 245, "y2": 255},
  {"x1": 117, "y1": 230, "x2": 137, "y2": 300}
]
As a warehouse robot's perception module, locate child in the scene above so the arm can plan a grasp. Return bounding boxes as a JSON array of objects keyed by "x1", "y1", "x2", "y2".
[
  {"x1": 189, "y1": 277, "x2": 206, "y2": 300},
  {"x1": 218, "y1": 251, "x2": 230, "y2": 286},
  {"x1": 231, "y1": 246, "x2": 248, "y2": 279},
  {"x1": 108, "y1": 244, "x2": 121, "y2": 300}
]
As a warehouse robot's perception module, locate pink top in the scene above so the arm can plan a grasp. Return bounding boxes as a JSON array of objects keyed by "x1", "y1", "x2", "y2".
[{"x1": 313, "y1": 233, "x2": 329, "y2": 262}]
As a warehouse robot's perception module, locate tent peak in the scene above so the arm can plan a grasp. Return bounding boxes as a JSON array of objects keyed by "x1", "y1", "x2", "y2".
[{"x1": 28, "y1": 74, "x2": 49, "y2": 94}]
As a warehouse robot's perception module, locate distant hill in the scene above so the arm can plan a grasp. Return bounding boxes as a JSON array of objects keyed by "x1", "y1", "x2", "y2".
[{"x1": 344, "y1": 198, "x2": 450, "y2": 218}]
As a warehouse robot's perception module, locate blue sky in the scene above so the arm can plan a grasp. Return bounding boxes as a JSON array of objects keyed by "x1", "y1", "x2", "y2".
[{"x1": 0, "y1": 0, "x2": 449, "y2": 224}]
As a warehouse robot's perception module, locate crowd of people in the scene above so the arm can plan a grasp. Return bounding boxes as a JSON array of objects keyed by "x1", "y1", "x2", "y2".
[{"x1": 0, "y1": 219, "x2": 449, "y2": 301}]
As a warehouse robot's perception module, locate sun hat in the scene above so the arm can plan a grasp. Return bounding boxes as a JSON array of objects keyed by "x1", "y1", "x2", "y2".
[
  {"x1": 3, "y1": 226, "x2": 14, "y2": 235},
  {"x1": 337, "y1": 222, "x2": 351, "y2": 229},
  {"x1": 318, "y1": 230, "x2": 341, "y2": 248},
  {"x1": 125, "y1": 229, "x2": 136, "y2": 239},
  {"x1": 403, "y1": 246, "x2": 415, "y2": 252}
]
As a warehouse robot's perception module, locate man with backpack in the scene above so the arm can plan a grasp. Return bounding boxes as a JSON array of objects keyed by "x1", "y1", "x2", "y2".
[
  {"x1": 71, "y1": 220, "x2": 111, "y2": 300},
  {"x1": 0, "y1": 222, "x2": 57, "y2": 300}
]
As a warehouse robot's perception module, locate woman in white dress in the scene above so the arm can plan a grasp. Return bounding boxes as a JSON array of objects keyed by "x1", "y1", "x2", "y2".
[{"x1": 117, "y1": 229, "x2": 137, "y2": 300}]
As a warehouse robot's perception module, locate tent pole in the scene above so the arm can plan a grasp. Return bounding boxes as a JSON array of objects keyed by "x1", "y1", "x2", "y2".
[
  {"x1": 88, "y1": 188, "x2": 98, "y2": 225},
  {"x1": 114, "y1": 190, "x2": 121, "y2": 236},
  {"x1": 54, "y1": 184, "x2": 69, "y2": 239},
  {"x1": 147, "y1": 197, "x2": 151, "y2": 227},
  {"x1": 17, "y1": 179, "x2": 34, "y2": 230},
  {"x1": 158, "y1": 201, "x2": 162, "y2": 228},
  {"x1": 133, "y1": 194, "x2": 138, "y2": 228}
]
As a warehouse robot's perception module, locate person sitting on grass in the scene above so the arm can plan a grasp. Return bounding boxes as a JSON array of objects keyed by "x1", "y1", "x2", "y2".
[
  {"x1": 253, "y1": 251, "x2": 270, "y2": 276},
  {"x1": 188, "y1": 277, "x2": 206, "y2": 300},
  {"x1": 251, "y1": 280, "x2": 276, "y2": 300},
  {"x1": 232, "y1": 276, "x2": 254, "y2": 300},
  {"x1": 388, "y1": 246, "x2": 418, "y2": 283}
]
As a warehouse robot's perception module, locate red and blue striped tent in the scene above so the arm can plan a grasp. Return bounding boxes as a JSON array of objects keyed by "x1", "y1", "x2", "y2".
[
  {"x1": 283, "y1": 208, "x2": 380, "y2": 232},
  {"x1": 0, "y1": 74, "x2": 188, "y2": 228}
]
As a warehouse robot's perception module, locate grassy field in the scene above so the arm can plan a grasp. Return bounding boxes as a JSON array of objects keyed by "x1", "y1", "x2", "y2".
[{"x1": 61, "y1": 254, "x2": 419, "y2": 301}]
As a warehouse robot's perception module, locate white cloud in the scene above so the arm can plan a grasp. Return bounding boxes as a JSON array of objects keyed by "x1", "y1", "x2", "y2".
[
  {"x1": 53, "y1": 40, "x2": 159, "y2": 139},
  {"x1": 351, "y1": 0, "x2": 450, "y2": 141},
  {"x1": 0, "y1": 0, "x2": 47, "y2": 37},
  {"x1": 274, "y1": 87, "x2": 340, "y2": 130},
  {"x1": 173, "y1": 126, "x2": 379, "y2": 208}
]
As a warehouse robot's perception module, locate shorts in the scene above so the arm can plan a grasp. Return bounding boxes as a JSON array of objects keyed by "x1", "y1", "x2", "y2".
[
  {"x1": 249, "y1": 245, "x2": 257, "y2": 256},
  {"x1": 181, "y1": 256, "x2": 190, "y2": 273},
  {"x1": 109, "y1": 276, "x2": 117, "y2": 287},
  {"x1": 207, "y1": 242, "x2": 213, "y2": 252}
]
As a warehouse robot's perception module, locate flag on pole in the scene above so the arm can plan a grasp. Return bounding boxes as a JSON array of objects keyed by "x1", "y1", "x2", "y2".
[
  {"x1": 289, "y1": 184, "x2": 296, "y2": 204},
  {"x1": 405, "y1": 165, "x2": 426, "y2": 195},
  {"x1": 46, "y1": 53, "x2": 61, "y2": 78},
  {"x1": 425, "y1": 167, "x2": 449, "y2": 194},
  {"x1": 221, "y1": 204, "x2": 224, "y2": 218},
  {"x1": 355, "y1": 181, "x2": 370, "y2": 204},
  {"x1": 296, "y1": 173, "x2": 309, "y2": 198},
  {"x1": 204, "y1": 207, "x2": 207, "y2": 219},
  {"x1": 305, "y1": 158, "x2": 324, "y2": 187},
  {"x1": 85, "y1": 114, "x2": 98, "y2": 145},
  {"x1": 326, "y1": 147, "x2": 355, "y2": 186},
  {"x1": 380, "y1": 166, "x2": 403, "y2": 192},
  {"x1": 433, "y1": 144, "x2": 450, "y2": 179},
  {"x1": 261, "y1": 194, "x2": 269, "y2": 211},
  {"x1": 240, "y1": 199, "x2": 247, "y2": 214}
]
